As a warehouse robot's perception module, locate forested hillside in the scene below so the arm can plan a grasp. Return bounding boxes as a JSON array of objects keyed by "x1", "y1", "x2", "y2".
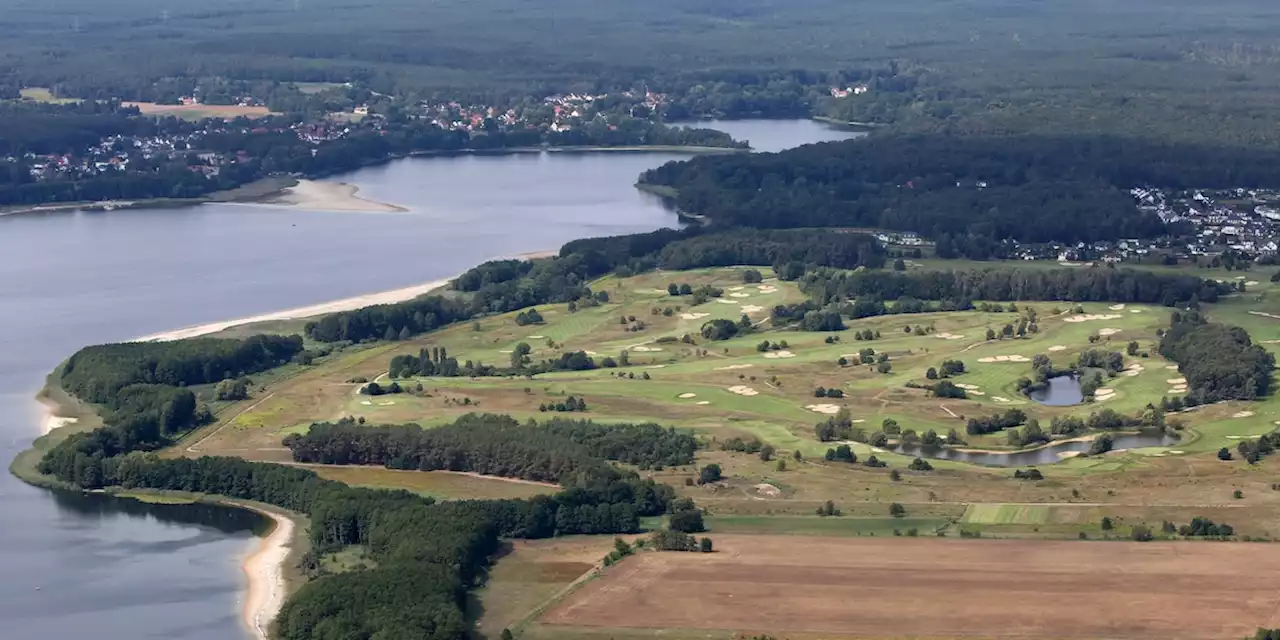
[{"x1": 640, "y1": 135, "x2": 1280, "y2": 251}]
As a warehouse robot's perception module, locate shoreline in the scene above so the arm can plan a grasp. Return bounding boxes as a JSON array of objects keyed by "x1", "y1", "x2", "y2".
[
  {"x1": 253, "y1": 179, "x2": 408, "y2": 213},
  {"x1": 240, "y1": 506, "x2": 295, "y2": 640}
]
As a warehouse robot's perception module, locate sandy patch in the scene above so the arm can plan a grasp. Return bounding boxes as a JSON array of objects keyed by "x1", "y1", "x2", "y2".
[
  {"x1": 969, "y1": 390, "x2": 987, "y2": 396},
  {"x1": 805, "y1": 404, "x2": 842, "y2": 414},
  {"x1": 1166, "y1": 377, "x2": 1187, "y2": 385},
  {"x1": 992, "y1": 396, "x2": 1012, "y2": 403},
  {"x1": 647, "y1": 365, "x2": 667, "y2": 369},
  {"x1": 678, "y1": 393, "x2": 698, "y2": 399},
  {"x1": 763, "y1": 350, "x2": 796, "y2": 359},
  {"x1": 680, "y1": 312, "x2": 710, "y2": 320},
  {"x1": 1064, "y1": 314, "x2": 1123, "y2": 323},
  {"x1": 1165, "y1": 365, "x2": 1180, "y2": 371},
  {"x1": 729, "y1": 286, "x2": 745, "y2": 291},
  {"x1": 1247, "y1": 281, "x2": 1260, "y2": 286},
  {"x1": 1130, "y1": 309, "x2": 1144, "y2": 313},
  {"x1": 134, "y1": 277, "x2": 452, "y2": 342},
  {"x1": 1097, "y1": 328, "x2": 1122, "y2": 337},
  {"x1": 1048, "y1": 345, "x2": 1067, "y2": 352},
  {"x1": 728, "y1": 385, "x2": 760, "y2": 396},
  {"x1": 1095, "y1": 388, "x2": 1115, "y2": 397},
  {"x1": 976, "y1": 355, "x2": 1030, "y2": 363},
  {"x1": 527, "y1": 335, "x2": 545, "y2": 339},
  {"x1": 1249, "y1": 311, "x2": 1280, "y2": 320},
  {"x1": 1233, "y1": 411, "x2": 1256, "y2": 418},
  {"x1": 242, "y1": 509, "x2": 294, "y2": 640},
  {"x1": 39, "y1": 402, "x2": 79, "y2": 435},
  {"x1": 741, "y1": 305, "x2": 764, "y2": 313},
  {"x1": 696, "y1": 401, "x2": 710, "y2": 405},
  {"x1": 499, "y1": 350, "x2": 513, "y2": 354},
  {"x1": 717, "y1": 299, "x2": 737, "y2": 305},
  {"x1": 955, "y1": 383, "x2": 981, "y2": 390},
  {"x1": 1168, "y1": 385, "x2": 1188, "y2": 394},
  {"x1": 754, "y1": 483, "x2": 781, "y2": 497},
  {"x1": 264, "y1": 179, "x2": 406, "y2": 212},
  {"x1": 360, "y1": 400, "x2": 373, "y2": 406},
  {"x1": 730, "y1": 292, "x2": 751, "y2": 298},
  {"x1": 716, "y1": 364, "x2": 754, "y2": 371},
  {"x1": 934, "y1": 332, "x2": 965, "y2": 340},
  {"x1": 632, "y1": 346, "x2": 663, "y2": 352},
  {"x1": 757, "y1": 285, "x2": 778, "y2": 293},
  {"x1": 1108, "y1": 304, "x2": 1126, "y2": 310}
]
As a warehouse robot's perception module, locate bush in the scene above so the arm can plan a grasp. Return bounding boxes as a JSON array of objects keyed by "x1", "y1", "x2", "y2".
[
  {"x1": 889, "y1": 502, "x2": 906, "y2": 518},
  {"x1": 699, "y1": 537, "x2": 714, "y2": 553},
  {"x1": 698, "y1": 464, "x2": 722, "y2": 484},
  {"x1": 669, "y1": 509, "x2": 706, "y2": 533}
]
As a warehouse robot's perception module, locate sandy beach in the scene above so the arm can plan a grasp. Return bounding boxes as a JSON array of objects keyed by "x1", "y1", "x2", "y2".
[
  {"x1": 134, "y1": 278, "x2": 452, "y2": 342},
  {"x1": 241, "y1": 509, "x2": 294, "y2": 640},
  {"x1": 263, "y1": 179, "x2": 407, "y2": 212}
]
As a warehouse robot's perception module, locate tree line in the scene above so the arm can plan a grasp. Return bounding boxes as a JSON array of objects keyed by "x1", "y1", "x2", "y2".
[{"x1": 1159, "y1": 311, "x2": 1275, "y2": 403}]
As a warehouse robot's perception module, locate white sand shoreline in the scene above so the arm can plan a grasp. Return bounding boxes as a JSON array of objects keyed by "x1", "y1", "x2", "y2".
[
  {"x1": 260, "y1": 179, "x2": 407, "y2": 212},
  {"x1": 241, "y1": 508, "x2": 294, "y2": 640},
  {"x1": 133, "y1": 278, "x2": 453, "y2": 342}
]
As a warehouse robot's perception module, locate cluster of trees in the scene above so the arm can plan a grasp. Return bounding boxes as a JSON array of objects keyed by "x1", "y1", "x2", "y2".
[
  {"x1": 1178, "y1": 517, "x2": 1235, "y2": 538},
  {"x1": 966, "y1": 409, "x2": 1028, "y2": 436},
  {"x1": 1077, "y1": 348, "x2": 1125, "y2": 374},
  {"x1": 515, "y1": 309, "x2": 545, "y2": 326},
  {"x1": 1159, "y1": 311, "x2": 1275, "y2": 403},
  {"x1": 389, "y1": 345, "x2": 598, "y2": 379},
  {"x1": 640, "y1": 134, "x2": 1280, "y2": 254},
  {"x1": 926, "y1": 359, "x2": 966, "y2": 380},
  {"x1": 800, "y1": 267, "x2": 1227, "y2": 309},
  {"x1": 1013, "y1": 468, "x2": 1044, "y2": 480},
  {"x1": 929, "y1": 380, "x2": 968, "y2": 399},
  {"x1": 539, "y1": 397, "x2": 588, "y2": 413}
]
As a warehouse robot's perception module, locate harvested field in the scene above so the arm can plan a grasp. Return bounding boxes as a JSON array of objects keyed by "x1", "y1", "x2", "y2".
[{"x1": 541, "y1": 535, "x2": 1280, "y2": 639}]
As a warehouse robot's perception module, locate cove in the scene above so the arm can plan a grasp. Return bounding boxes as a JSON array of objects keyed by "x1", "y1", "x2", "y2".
[{"x1": 0, "y1": 119, "x2": 853, "y2": 639}]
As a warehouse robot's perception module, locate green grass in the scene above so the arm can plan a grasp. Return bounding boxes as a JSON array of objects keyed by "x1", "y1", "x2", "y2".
[
  {"x1": 962, "y1": 503, "x2": 1052, "y2": 525},
  {"x1": 704, "y1": 515, "x2": 949, "y2": 536}
]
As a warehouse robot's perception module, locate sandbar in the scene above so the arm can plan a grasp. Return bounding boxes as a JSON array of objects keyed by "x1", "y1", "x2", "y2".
[{"x1": 262, "y1": 179, "x2": 407, "y2": 212}]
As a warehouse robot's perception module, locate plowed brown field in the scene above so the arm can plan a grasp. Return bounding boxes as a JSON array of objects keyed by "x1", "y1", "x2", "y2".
[{"x1": 541, "y1": 535, "x2": 1280, "y2": 639}]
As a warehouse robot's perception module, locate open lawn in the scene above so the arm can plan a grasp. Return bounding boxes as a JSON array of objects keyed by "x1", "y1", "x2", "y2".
[
  {"x1": 537, "y1": 534, "x2": 1280, "y2": 640},
  {"x1": 121, "y1": 101, "x2": 277, "y2": 120}
]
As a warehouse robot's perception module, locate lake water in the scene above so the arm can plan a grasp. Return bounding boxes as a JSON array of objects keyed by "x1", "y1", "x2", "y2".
[
  {"x1": 1029, "y1": 375, "x2": 1085, "y2": 406},
  {"x1": 895, "y1": 431, "x2": 1179, "y2": 467},
  {"x1": 0, "y1": 119, "x2": 853, "y2": 639}
]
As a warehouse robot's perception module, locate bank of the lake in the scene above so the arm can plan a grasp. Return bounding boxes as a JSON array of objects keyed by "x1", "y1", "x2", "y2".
[{"x1": 2, "y1": 118, "x2": 854, "y2": 640}]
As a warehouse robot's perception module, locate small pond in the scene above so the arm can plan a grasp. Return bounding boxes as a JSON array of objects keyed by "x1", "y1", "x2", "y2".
[
  {"x1": 1028, "y1": 375, "x2": 1085, "y2": 406},
  {"x1": 893, "y1": 430, "x2": 1180, "y2": 467}
]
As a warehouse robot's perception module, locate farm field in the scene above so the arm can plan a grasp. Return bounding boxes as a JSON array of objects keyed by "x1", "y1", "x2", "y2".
[
  {"x1": 120, "y1": 101, "x2": 277, "y2": 120},
  {"x1": 535, "y1": 534, "x2": 1280, "y2": 640}
]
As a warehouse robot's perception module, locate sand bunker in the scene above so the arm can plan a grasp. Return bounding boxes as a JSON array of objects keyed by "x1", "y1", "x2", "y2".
[
  {"x1": 728, "y1": 385, "x2": 759, "y2": 396},
  {"x1": 1249, "y1": 311, "x2": 1280, "y2": 320},
  {"x1": 993, "y1": 396, "x2": 1013, "y2": 403},
  {"x1": 1064, "y1": 314, "x2": 1123, "y2": 323},
  {"x1": 969, "y1": 390, "x2": 986, "y2": 396},
  {"x1": 716, "y1": 364, "x2": 754, "y2": 371},
  {"x1": 360, "y1": 400, "x2": 372, "y2": 406},
  {"x1": 741, "y1": 305, "x2": 764, "y2": 313},
  {"x1": 976, "y1": 355, "x2": 1031, "y2": 363},
  {"x1": 1166, "y1": 377, "x2": 1187, "y2": 385},
  {"x1": 754, "y1": 483, "x2": 781, "y2": 497},
  {"x1": 1097, "y1": 328, "x2": 1122, "y2": 337},
  {"x1": 678, "y1": 393, "x2": 697, "y2": 399},
  {"x1": 1095, "y1": 388, "x2": 1115, "y2": 397},
  {"x1": 763, "y1": 350, "x2": 796, "y2": 359},
  {"x1": 647, "y1": 365, "x2": 667, "y2": 369},
  {"x1": 1109, "y1": 304, "x2": 1126, "y2": 311},
  {"x1": 934, "y1": 332, "x2": 965, "y2": 340},
  {"x1": 500, "y1": 349, "x2": 513, "y2": 354},
  {"x1": 729, "y1": 286, "x2": 745, "y2": 291},
  {"x1": 680, "y1": 312, "x2": 710, "y2": 320},
  {"x1": 1233, "y1": 411, "x2": 1256, "y2": 419},
  {"x1": 716, "y1": 299, "x2": 737, "y2": 305},
  {"x1": 1165, "y1": 364, "x2": 1180, "y2": 371},
  {"x1": 955, "y1": 383, "x2": 981, "y2": 390},
  {"x1": 1247, "y1": 281, "x2": 1260, "y2": 286},
  {"x1": 1130, "y1": 309, "x2": 1144, "y2": 313},
  {"x1": 756, "y1": 285, "x2": 778, "y2": 293},
  {"x1": 695, "y1": 401, "x2": 710, "y2": 405},
  {"x1": 805, "y1": 404, "x2": 842, "y2": 414},
  {"x1": 1048, "y1": 345, "x2": 1068, "y2": 351},
  {"x1": 632, "y1": 346, "x2": 663, "y2": 352},
  {"x1": 1168, "y1": 385, "x2": 1188, "y2": 394},
  {"x1": 730, "y1": 292, "x2": 751, "y2": 298},
  {"x1": 527, "y1": 335, "x2": 544, "y2": 339}
]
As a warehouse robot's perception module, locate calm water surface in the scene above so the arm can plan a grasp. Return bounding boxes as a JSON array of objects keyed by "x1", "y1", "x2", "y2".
[
  {"x1": 895, "y1": 431, "x2": 1179, "y2": 467},
  {"x1": 1029, "y1": 375, "x2": 1086, "y2": 406},
  {"x1": 0, "y1": 119, "x2": 851, "y2": 639}
]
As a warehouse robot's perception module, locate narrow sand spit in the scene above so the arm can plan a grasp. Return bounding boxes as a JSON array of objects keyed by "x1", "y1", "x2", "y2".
[
  {"x1": 728, "y1": 385, "x2": 759, "y2": 396},
  {"x1": 242, "y1": 509, "x2": 294, "y2": 640},
  {"x1": 1048, "y1": 345, "x2": 1067, "y2": 352},
  {"x1": 716, "y1": 364, "x2": 754, "y2": 371},
  {"x1": 678, "y1": 393, "x2": 697, "y2": 399},
  {"x1": 1233, "y1": 411, "x2": 1257, "y2": 418},
  {"x1": 805, "y1": 404, "x2": 842, "y2": 414},
  {"x1": 680, "y1": 312, "x2": 710, "y2": 320},
  {"x1": 1097, "y1": 328, "x2": 1122, "y2": 337},
  {"x1": 1063, "y1": 313, "x2": 1123, "y2": 323},
  {"x1": 135, "y1": 278, "x2": 451, "y2": 341},
  {"x1": 763, "y1": 350, "x2": 796, "y2": 359},
  {"x1": 263, "y1": 179, "x2": 407, "y2": 212}
]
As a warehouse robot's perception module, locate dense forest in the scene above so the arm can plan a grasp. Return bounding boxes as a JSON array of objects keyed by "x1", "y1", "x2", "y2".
[
  {"x1": 640, "y1": 134, "x2": 1280, "y2": 252},
  {"x1": 286, "y1": 414, "x2": 698, "y2": 479},
  {"x1": 799, "y1": 267, "x2": 1228, "y2": 308},
  {"x1": 1159, "y1": 311, "x2": 1275, "y2": 403}
]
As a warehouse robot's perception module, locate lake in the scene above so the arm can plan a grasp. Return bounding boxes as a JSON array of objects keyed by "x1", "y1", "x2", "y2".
[
  {"x1": 0, "y1": 119, "x2": 856, "y2": 639},
  {"x1": 894, "y1": 431, "x2": 1179, "y2": 467},
  {"x1": 1029, "y1": 375, "x2": 1085, "y2": 406}
]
